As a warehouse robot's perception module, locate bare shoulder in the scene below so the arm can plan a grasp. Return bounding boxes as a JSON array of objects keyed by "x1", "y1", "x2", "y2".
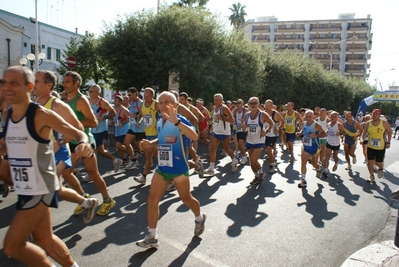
[{"x1": 52, "y1": 98, "x2": 74, "y2": 114}]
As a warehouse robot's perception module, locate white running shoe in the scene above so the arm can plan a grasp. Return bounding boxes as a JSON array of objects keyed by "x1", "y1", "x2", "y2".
[
  {"x1": 203, "y1": 168, "x2": 215, "y2": 176},
  {"x1": 166, "y1": 182, "x2": 176, "y2": 192},
  {"x1": 81, "y1": 174, "x2": 93, "y2": 182},
  {"x1": 134, "y1": 174, "x2": 146, "y2": 185},
  {"x1": 232, "y1": 158, "x2": 238, "y2": 173},
  {"x1": 378, "y1": 168, "x2": 384, "y2": 178},
  {"x1": 240, "y1": 156, "x2": 248, "y2": 165},
  {"x1": 125, "y1": 161, "x2": 139, "y2": 170},
  {"x1": 113, "y1": 159, "x2": 123, "y2": 173}
]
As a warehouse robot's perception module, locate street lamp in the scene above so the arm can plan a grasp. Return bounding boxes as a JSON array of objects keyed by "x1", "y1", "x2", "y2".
[
  {"x1": 329, "y1": 36, "x2": 358, "y2": 72},
  {"x1": 375, "y1": 68, "x2": 395, "y2": 91},
  {"x1": 19, "y1": 52, "x2": 46, "y2": 71}
]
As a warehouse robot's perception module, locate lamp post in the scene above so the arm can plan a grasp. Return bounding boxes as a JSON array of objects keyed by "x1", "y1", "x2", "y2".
[
  {"x1": 375, "y1": 68, "x2": 395, "y2": 91},
  {"x1": 157, "y1": 0, "x2": 160, "y2": 13},
  {"x1": 19, "y1": 53, "x2": 46, "y2": 71},
  {"x1": 329, "y1": 36, "x2": 358, "y2": 72}
]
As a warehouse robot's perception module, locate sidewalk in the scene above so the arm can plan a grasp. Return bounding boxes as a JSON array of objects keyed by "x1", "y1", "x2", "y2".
[{"x1": 341, "y1": 240, "x2": 399, "y2": 266}]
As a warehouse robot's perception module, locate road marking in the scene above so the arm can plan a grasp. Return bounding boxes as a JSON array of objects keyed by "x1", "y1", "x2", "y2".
[
  {"x1": 386, "y1": 161, "x2": 399, "y2": 174},
  {"x1": 162, "y1": 236, "x2": 230, "y2": 267}
]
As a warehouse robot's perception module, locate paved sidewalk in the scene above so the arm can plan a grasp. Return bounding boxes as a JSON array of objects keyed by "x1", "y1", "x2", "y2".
[{"x1": 341, "y1": 240, "x2": 399, "y2": 266}]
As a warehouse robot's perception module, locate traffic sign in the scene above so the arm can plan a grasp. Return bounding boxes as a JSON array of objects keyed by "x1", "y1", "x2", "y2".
[{"x1": 67, "y1": 56, "x2": 76, "y2": 69}]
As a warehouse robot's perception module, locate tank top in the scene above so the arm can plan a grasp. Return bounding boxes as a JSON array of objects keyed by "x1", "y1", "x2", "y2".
[
  {"x1": 114, "y1": 107, "x2": 130, "y2": 137},
  {"x1": 317, "y1": 117, "x2": 328, "y2": 140},
  {"x1": 245, "y1": 111, "x2": 265, "y2": 145},
  {"x1": 234, "y1": 108, "x2": 246, "y2": 132},
  {"x1": 141, "y1": 99, "x2": 158, "y2": 136},
  {"x1": 198, "y1": 106, "x2": 209, "y2": 130},
  {"x1": 67, "y1": 92, "x2": 94, "y2": 144},
  {"x1": 327, "y1": 122, "x2": 340, "y2": 146},
  {"x1": 302, "y1": 121, "x2": 319, "y2": 148},
  {"x1": 266, "y1": 110, "x2": 279, "y2": 137},
  {"x1": 90, "y1": 98, "x2": 108, "y2": 134},
  {"x1": 284, "y1": 112, "x2": 297, "y2": 134},
  {"x1": 212, "y1": 105, "x2": 231, "y2": 135},
  {"x1": 156, "y1": 114, "x2": 191, "y2": 174},
  {"x1": 6, "y1": 103, "x2": 59, "y2": 195},
  {"x1": 344, "y1": 120, "x2": 357, "y2": 143},
  {"x1": 129, "y1": 98, "x2": 145, "y2": 133},
  {"x1": 367, "y1": 120, "x2": 385, "y2": 150}
]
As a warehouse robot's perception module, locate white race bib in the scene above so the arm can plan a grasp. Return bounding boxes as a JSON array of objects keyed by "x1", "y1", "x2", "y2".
[
  {"x1": 143, "y1": 115, "x2": 153, "y2": 127},
  {"x1": 370, "y1": 138, "x2": 381, "y2": 148},
  {"x1": 158, "y1": 145, "x2": 173, "y2": 167},
  {"x1": 286, "y1": 118, "x2": 293, "y2": 125},
  {"x1": 248, "y1": 124, "x2": 258, "y2": 136},
  {"x1": 9, "y1": 157, "x2": 37, "y2": 192},
  {"x1": 303, "y1": 137, "x2": 312, "y2": 147}
]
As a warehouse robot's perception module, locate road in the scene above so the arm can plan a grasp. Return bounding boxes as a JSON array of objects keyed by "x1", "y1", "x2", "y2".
[{"x1": 1, "y1": 136, "x2": 399, "y2": 267}]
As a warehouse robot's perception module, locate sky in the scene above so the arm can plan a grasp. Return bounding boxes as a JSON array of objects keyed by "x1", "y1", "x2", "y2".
[{"x1": 1, "y1": 0, "x2": 398, "y2": 90}]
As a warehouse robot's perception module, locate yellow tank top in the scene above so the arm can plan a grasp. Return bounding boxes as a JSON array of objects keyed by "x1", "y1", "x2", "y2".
[
  {"x1": 284, "y1": 112, "x2": 296, "y2": 134},
  {"x1": 367, "y1": 120, "x2": 385, "y2": 150},
  {"x1": 141, "y1": 99, "x2": 157, "y2": 136}
]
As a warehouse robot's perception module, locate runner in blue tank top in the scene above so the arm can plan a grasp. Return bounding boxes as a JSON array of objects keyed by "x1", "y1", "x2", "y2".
[{"x1": 136, "y1": 91, "x2": 206, "y2": 249}]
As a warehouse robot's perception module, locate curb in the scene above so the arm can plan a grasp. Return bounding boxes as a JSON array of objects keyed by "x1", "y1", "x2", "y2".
[{"x1": 341, "y1": 240, "x2": 399, "y2": 266}]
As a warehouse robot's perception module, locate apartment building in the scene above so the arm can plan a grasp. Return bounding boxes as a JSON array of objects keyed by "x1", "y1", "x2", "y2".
[{"x1": 243, "y1": 13, "x2": 372, "y2": 80}]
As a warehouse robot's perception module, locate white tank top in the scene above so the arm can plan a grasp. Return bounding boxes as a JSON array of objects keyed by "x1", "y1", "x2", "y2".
[
  {"x1": 245, "y1": 111, "x2": 266, "y2": 145},
  {"x1": 317, "y1": 117, "x2": 328, "y2": 140},
  {"x1": 327, "y1": 122, "x2": 340, "y2": 146},
  {"x1": 5, "y1": 103, "x2": 59, "y2": 195},
  {"x1": 235, "y1": 109, "x2": 246, "y2": 132},
  {"x1": 212, "y1": 105, "x2": 231, "y2": 135}
]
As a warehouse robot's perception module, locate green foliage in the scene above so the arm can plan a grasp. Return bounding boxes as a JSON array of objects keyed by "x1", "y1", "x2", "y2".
[{"x1": 229, "y1": 2, "x2": 247, "y2": 31}]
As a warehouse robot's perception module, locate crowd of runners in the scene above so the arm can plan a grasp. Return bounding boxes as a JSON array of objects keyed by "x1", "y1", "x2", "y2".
[{"x1": 0, "y1": 66, "x2": 395, "y2": 266}]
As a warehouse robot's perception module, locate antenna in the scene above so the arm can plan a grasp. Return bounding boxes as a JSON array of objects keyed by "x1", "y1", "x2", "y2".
[{"x1": 379, "y1": 82, "x2": 383, "y2": 91}]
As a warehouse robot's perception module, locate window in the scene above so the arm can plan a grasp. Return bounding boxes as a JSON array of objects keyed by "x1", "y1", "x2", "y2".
[
  {"x1": 24, "y1": 42, "x2": 27, "y2": 48},
  {"x1": 47, "y1": 47, "x2": 61, "y2": 61},
  {"x1": 285, "y1": 34, "x2": 291, "y2": 39},
  {"x1": 286, "y1": 24, "x2": 291, "y2": 29}
]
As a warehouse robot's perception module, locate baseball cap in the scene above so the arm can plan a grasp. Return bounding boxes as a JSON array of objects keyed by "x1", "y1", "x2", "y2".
[
  {"x1": 114, "y1": 95, "x2": 123, "y2": 101},
  {"x1": 196, "y1": 98, "x2": 203, "y2": 103},
  {"x1": 320, "y1": 108, "x2": 327, "y2": 112},
  {"x1": 226, "y1": 100, "x2": 232, "y2": 104}
]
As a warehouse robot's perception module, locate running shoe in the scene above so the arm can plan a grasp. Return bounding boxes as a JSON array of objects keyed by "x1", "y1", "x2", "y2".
[
  {"x1": 240, "y1": 157, "x2": 248, "y2": 165},
  {"x1": 134, "y1": 174, "x2": 146, "y2": 185},
  {"x1": 268, "y1": 165, "x2": 276, "y2": 173},
  {"x1": 196, "y1": 160, "x2": 204, "y2": 178},
  {"x1": 113, "y1": 158, "x2": 123, "y2": 173},
  {"x1": 345, "y1": 165, "x2": 351, "y2": 170},
  {"x1": 81, "y1": 174, "x2": 93, "y2": 182},
  {"x1": 166, "y1": 182, "x2": 176, "y2": 192},
  {"x1": 289, "y1": 156, "x2": 295, "y2": 163},
  {"x1": 125, "y1": 161, "x2": 139, "y2": 170},
  {"x1": 298, "y1": 179, "x2": 307, "y2": 188},
  {"x1": 352, "y1": 156, "x2": 357, "y2": 165},
  {"x1": 136, "y1": 233, "x2": 158, "y2": 249},
  {"x1": 0, "y1": 182, "x2": 9, "y2": 198},
  {"x1": 332, "y1": 163, "x2": 338, "y2": 172},
  {"x1": 322, "y1": 168, "x2": 329, "y2": 178},
  {"x1": 194, "y1": 213, "x2": 207, "y2": 237},
  {"x1": 258, "y1": 172, "x2": 265, "y2": 182},
  {"x1": 378, "y1": 168, "x2": 384, "y2": 178},
  {"x1": 231, "y1": 158, "x2": 238, "y2": 173},
  {"x1": 96, "y1": 198, "x2": 116, "y2": 216},
  {"x1": 250, "y1": 177, "x2": 260, "y2": 185},
  {"x1": 367, "y1": 175, "x2": 375, "y2": 183},
  {"x1": 74, "y1": 193, "x2": 90, "y2": 215},
  {"x1": 316, "y1": 168, "x2": 322, "y2": 178},
  {"x1": 390, "y1": 189, "x2": 399, "y2": 200},
  {"x1": 203, "y1": 168, "x2": 215, "y2": 177},
  {"x1": 83, "y1": 198, "x2": 99, "y2": 224}
]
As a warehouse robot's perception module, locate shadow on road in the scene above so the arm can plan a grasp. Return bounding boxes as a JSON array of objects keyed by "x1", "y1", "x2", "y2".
[
  {"x1": 297, "y1": 183, "x2": 338, "y2": 228},
  {"x1": 325, "y1": 174, "x2": 360, "y2": 206},
  {"x1": 167, "y1": 237, "x2": 202, "y2": 267}
]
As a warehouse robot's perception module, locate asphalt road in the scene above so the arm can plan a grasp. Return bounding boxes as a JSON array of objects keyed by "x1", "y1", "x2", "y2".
[{"x1": 1, "y1": 135, "x2": 399, "y2": 267}]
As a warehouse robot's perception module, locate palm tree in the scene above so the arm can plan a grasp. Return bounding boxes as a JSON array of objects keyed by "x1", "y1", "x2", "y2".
[{"x1": 229, "y1": 2, "x2": 247, "y2": 31}]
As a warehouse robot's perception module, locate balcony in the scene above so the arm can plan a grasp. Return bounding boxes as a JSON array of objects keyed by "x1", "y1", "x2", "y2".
[
  {"x1": 346, "y1": 58, "x2": 366, "y2": 64},
  {"x1": 311, "y1": 38, "x2": 341, "y2": 43},
  {"x1": 275, "y1": 27, "x2": 304, "y2": 32},
  {"x1": 253, "y1": 28, "x2": 270, "y2": 33},
  {"x1": 347, "y1": 47, "x2": 367, "y2": 52},
  {"x1": 255, "y1": 39, "x2": 270, "y2": 43}
]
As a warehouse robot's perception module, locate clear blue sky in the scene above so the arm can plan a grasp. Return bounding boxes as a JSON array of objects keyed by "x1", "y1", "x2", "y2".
[{"x1": 1, "y1": 0, "x2": 398, "y2": 90}]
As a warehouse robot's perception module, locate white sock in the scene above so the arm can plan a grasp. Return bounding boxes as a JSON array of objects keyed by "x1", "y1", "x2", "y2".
[
  {"x1": 70, "y1": 262, "x2": 80, "y2": 267},
  {"x1": 113, "y1": 158, "x2": 118, "y2": 163},
  {"x1": 210, "y1": 162, "x2": 215, "y2": 170},
  {"x1": 301, "y1": 174, "x2": 306, "y2": 180},
  {"x1": 80, "y1": 198, "x2": 90, "y2": 209},
  {"x1": 148, "y1": 228, "x2": 157, "y2": 236},
  {"x1": 195, "y1": 214, "x2": 203, "y2": 222}
]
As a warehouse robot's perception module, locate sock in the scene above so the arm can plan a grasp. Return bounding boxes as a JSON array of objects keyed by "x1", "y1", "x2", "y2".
[
  {"x1": 148, "y1": 228, "x2": 157, "y2": 236},
  {"x1": 103, "y1": 197, "x2": 111, "y2": 203},
  {"x1": 70, "y1": 262, "x2": 80, "y2": 267},
  {"x1": 210, "y1": 162, "x2": 215, "y2": 170},
  {"x1": 195, "y1": 214, "x2": 203, "y2": 222},
  {"x1": 259, "y1": 169, "x2": 264, "y2": 175},
  {"x1": 80, "y1": 198, "x2": 90, "y2": 209},
  {"x1": 301, "y1": 174, "x2": 306, "y2": 180},
  {"x1": 113, "y1": 158, "x2": 118, "y2": 163}
]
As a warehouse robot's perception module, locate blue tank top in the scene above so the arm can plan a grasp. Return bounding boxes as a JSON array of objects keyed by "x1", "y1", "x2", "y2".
[
  {"x1": 114, "y1": 108, "x2": 129, "y2": 137},
  {"x1": 302, "y1": 121, "x2": 319, "y2": 148},
  {"x1": 90, "y1": 98, "x2": 108, "y2": 134},
  {"x1": 156, "y1": 114, "x2": 191, "y2": 174},
  {"x1": 129, "y1": 99, "x2": 145, "y2": 133}
]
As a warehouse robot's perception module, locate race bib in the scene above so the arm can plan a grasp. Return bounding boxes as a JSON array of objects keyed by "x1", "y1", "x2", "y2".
[
  {"x1": 303, "y1": 137, "x2": 312, "y2": 147},
  {"x1": 370, "y1": 138, "x2": 381, "y2": 148},
  {"x1": 286, "y1": 118, "x2": 293, "y2": 125},
  {"x1": 129, "y1": 116, "x2": 136, "y2": 124},
  {"x1": 248, "y1": 124, "x2": 258, "y2": 136},
  {"x1": 143, "y1": 115, "x2": 153, "y2": 127},
  {"x1": 213, "y1": 114, "x2": 220, "y2": 124},
  {"x1": 158, "y1": 145, "x2": 173, "y2": 167},
  {"x1": 328, "y1": 129, "x2": 335, "y2": 136},
  {"x1": 9, "y1": 158, "x2": 37, "y2": 192}
]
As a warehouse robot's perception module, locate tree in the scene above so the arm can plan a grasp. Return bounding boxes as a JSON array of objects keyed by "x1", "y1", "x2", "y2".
[
  {"x1": 173, "y1": 0, "x2": 209, "y2": 7},
  {"x1": 229, "y1": 2, "x2": 247, "y2": 31}
]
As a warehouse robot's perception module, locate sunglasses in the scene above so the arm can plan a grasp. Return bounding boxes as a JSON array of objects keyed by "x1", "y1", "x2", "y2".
[{"x1": 249, "y1": 102, "x2": 258, "y2": 105}]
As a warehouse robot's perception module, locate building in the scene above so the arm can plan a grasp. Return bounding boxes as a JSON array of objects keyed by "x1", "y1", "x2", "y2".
[{"x1": 243, "y1": 13, "x2": 372, "y2": 80}]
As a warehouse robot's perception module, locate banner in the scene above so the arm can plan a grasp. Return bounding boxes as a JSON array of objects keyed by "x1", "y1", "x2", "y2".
[{"x1": 372, "y1": 91, "x2": 399, "y2": 101}]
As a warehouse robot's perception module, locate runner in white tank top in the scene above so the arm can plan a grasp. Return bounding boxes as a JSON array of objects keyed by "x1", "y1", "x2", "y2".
[{"x1": 323, "y1": 111, "x2": 345, "y2": 176}]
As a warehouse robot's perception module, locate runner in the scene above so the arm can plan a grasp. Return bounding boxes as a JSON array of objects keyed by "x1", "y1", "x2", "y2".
[
  {"x1": 204, "y1": 93, "x2": 237, "y2": 176},
  {"x1": 1, "y1": 65, "x2": 93, "y2": 267},
  {"x1": 126, "y1": 87, "x2": 146, "y2": 157},
  {"x1": 136, "y1": 91, "x2": 206, "y2": 248},
  {"x1": 322, "y1": 111, "x2": 345, "y2": 176},
  {"x1": 362, "y1": 109, "x2": 392, "y2": 183},
  {"x1": 282, "y1": 102, "x2": 303, "y2": 163},
  {"x1": 297, "y1": 110, "x2": 327, "y2": 188},
  {"x1": 232, "y1": 98, "x2": 248, "y2": 164},
  {"x1": 316, "y1": 108, "x2": 330, "y2": 167},
  {"x1": 241, "y1": 97, "x2": 274, "y2": 185},
  {"x1": 343, "y1": 111, "x2": 363, "y2": 170}
]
